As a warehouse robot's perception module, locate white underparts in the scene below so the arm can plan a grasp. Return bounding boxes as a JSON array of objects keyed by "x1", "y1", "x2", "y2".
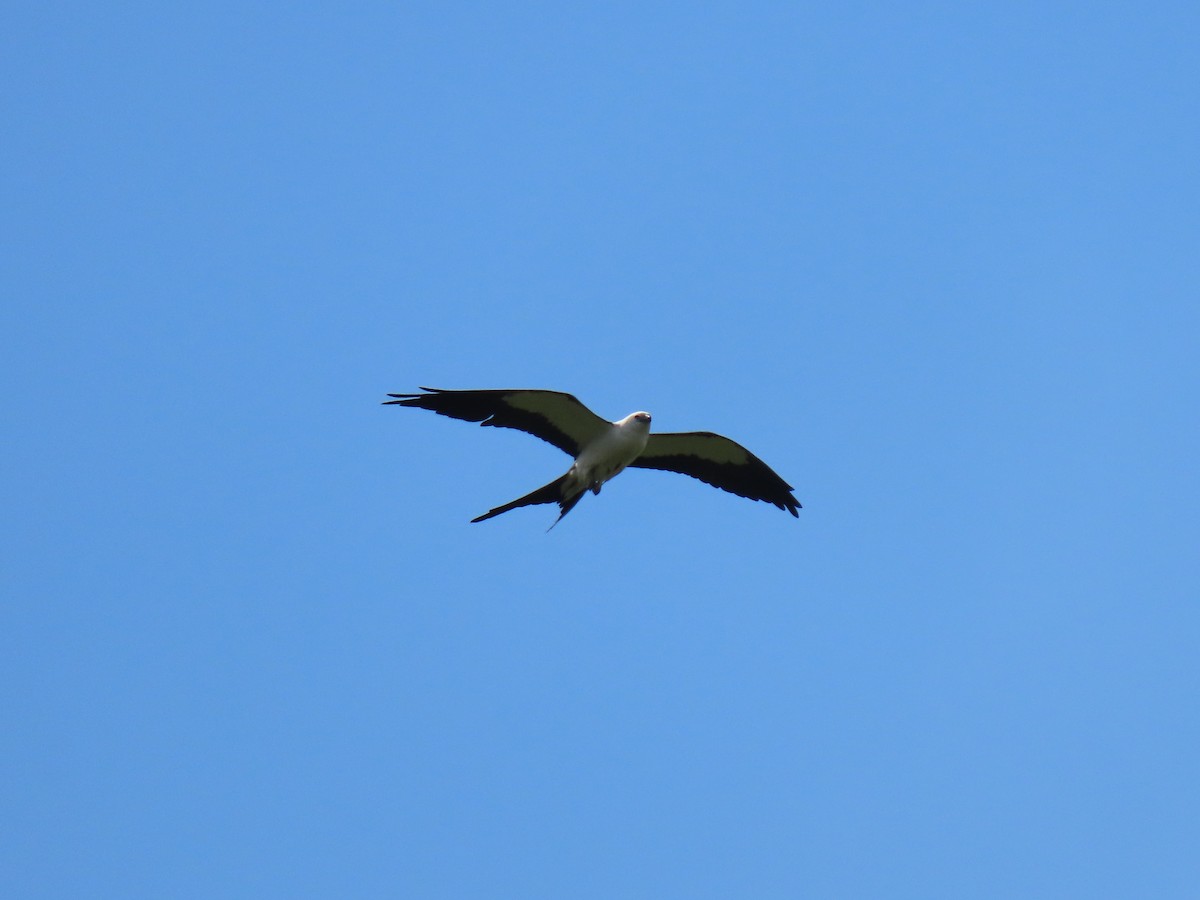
[{"x1": 563, "y1": 412, "x2": 651, "y2": 500}]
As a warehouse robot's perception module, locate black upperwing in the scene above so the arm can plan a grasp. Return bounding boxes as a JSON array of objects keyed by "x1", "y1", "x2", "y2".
[
  {"x1": 384, "y1": 387, "x2": 610, "y2": 457},
  {"x1": 630, "y1": 431, "x2": 801, "y2": 516}
]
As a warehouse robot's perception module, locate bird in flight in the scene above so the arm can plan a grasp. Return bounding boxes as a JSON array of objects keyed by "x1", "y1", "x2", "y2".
[{"x1": 384, "y1": 387, "x2": 801, "y2": 528}]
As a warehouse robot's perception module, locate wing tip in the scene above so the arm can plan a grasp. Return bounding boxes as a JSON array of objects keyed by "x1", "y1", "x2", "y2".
[
  {"x1": 383, "y1": 387, "x2": 450, "y2": 405},
  {"x1": 774, "y1": 495, "x2": 801, "y2": 517}
]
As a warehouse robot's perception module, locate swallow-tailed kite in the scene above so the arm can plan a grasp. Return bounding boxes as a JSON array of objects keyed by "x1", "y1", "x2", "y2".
[{"x1": 384, "y1": 387, "x2": 801, "y2": 527}]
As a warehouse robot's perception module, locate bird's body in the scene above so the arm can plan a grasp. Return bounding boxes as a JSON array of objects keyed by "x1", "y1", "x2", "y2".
[
  {"x1": 385, "y1": 387, "x2": 800, "y2": 527},
  {"x1": 569, "y1": 411, "x2": 652, "y2": 494}
]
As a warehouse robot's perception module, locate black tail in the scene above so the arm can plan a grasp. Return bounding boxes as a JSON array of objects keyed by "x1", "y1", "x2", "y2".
[{"x1": 471, "y1": 473, "x2": 585, "y2": 526}]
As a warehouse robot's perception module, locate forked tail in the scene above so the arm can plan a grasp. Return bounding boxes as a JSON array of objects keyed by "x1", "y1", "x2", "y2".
[{"x1": 471, "y1": 473, "x2": 586, "y2": 526}]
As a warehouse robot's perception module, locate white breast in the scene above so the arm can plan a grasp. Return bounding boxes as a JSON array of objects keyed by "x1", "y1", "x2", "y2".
[{"x1": 572, "y1": 413, "x2": 651, "y2": 487}]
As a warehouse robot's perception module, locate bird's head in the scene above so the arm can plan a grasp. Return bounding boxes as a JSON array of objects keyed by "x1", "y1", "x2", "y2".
[{"x1": 629, "y1": 411, "x2": 652, "y2": 430}]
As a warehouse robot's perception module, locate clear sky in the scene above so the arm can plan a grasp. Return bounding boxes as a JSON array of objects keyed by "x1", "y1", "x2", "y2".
[{"x1": 4, "y1": 2, "x2": 1198, "y2": 897}]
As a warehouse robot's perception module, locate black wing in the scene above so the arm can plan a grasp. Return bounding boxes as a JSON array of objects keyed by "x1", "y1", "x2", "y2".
[
  {"x1": 383, "y1": 387, "x2": 610, "y2": 457},
  {"x1": 630, "y1": 431, "x2": 801, "y2": 516}
]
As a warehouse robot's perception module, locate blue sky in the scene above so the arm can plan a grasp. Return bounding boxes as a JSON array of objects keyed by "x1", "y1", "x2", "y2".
[{"x1": 4, "y1": 2, "x2": 1198, "y2": 896}]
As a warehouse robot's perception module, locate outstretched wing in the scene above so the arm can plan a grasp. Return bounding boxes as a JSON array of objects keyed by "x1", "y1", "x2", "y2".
[
  {"x1": 383, "y1": 387, "x2": 610, "y2": 457},
  {"x1": 630, "y1": 431, "x2": 801, "y2": 516}
]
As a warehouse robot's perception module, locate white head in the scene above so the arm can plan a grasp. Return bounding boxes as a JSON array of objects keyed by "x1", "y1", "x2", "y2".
[{"x1": 621, "y1": 411, "x2": 652, "y2": 430}]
